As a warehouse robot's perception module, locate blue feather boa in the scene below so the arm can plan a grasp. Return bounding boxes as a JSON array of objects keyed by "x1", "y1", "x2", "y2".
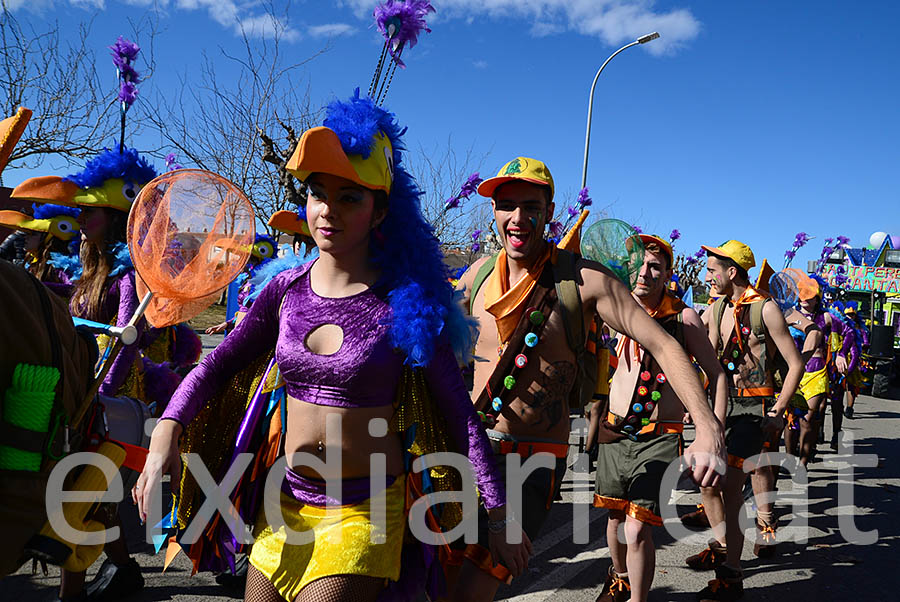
[
  {"x1": 246, "y1": 251, "x2": 311, "y2": 304},
  {"x1": 49, "y1": 241, "x2": 133, "y2": 281},
  {"x1": 64, "y1": 146, "x2": 157, "y2": 189}
]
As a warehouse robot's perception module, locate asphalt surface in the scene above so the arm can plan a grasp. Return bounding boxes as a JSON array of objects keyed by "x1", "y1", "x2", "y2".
[{"x1": 6, "y1": 383, "x2": 900, "y2": 600}]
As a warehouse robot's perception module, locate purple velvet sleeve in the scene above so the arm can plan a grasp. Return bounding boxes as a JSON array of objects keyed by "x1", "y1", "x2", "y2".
[
  {"x1": 160, "y1": 270, "x2": 292, "y2": 427},
  {"x1": 422, "y1": 336, "x2": 505, "y2": 510},
  {"x1": 99, "y1": 271, "x2": 142, "y2": 396}
]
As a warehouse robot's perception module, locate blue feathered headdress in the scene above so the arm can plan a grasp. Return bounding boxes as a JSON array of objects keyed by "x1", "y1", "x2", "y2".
[
  {"x1": 33, "y1": 203, "x2": 80, "y2": 220},
  {"x1": 313, "y1": 90, "x2": 475, "y2": 366},
  {"x1": 64, "y1": 146, "x2": 157, "y2": 189}
]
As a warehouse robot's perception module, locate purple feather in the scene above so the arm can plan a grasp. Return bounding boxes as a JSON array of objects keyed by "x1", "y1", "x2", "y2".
[
  {"x1": 171, "y1": 323, "x2": 202, "y2": 368},
  {"x1": 784, "y1": 249, "x2": 796, "y2": 260},
  {"x1": 471, "y1": 229, "x2": 482, "y2": 241},
  {"x1": 374, "y1": 0, "x2": 435, "y2": 67},
  {"x1": 548, "y1": 220, "x2": 564, "y2": 239},
  {"x1": 118, "y1": 81, "x2": 139, "y2": 107},
  {"x1": 669, "y1": 229, "x2": 681, "y2": 242},
  {"x1": 632, "y1": 225, "x2": 643, "y2": 234},
  {"x1": 444, "y1": 172, "x2": 482, "y2": 210},
  {"x1": 567, "y1": 206, "x2": 579, "y2": 218},
  {"x1": 109, "y1": 36, "x2": 140, "y2": 63},
  {"x1": 576, "y1": 187, "x2": 593, "y2": 208},
  {"x1": 141, "y1": 359, "x2": 183, "y2": 407},
  {"x1": 470, "y1": 242, "x2": 481, "y2": 254},
  {"x1": 165, "y1": 153, "x2": 184, "y2": 172}
]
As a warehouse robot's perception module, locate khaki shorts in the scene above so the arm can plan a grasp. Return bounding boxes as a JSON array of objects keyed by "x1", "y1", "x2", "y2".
[
  {"x1": 593, "y1": 432, "x2": 682, "y2": 526},
  {"x1": 724, "y1": 395, "x2": 773, "y2": 469}
]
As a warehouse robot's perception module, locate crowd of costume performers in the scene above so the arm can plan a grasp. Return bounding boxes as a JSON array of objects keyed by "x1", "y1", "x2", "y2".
[{"x1": 0, "y1": 3, "x2": 877, "y2": 602}]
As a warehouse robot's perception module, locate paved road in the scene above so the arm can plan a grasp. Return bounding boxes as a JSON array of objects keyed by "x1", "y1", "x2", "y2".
[{"x1": 6, "y1": 393, "x2": 900, "y2": 601}]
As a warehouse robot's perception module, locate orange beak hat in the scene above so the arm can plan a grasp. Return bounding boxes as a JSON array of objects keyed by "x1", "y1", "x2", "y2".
[
  {"x1": 286, "y1": 90, "x2": 395, "y2": 195},
  {"x1": 11, "y1": 147, "x2": 157, "y2": 212},
  {"x1": 0, "y1": 107, "x2": 31, "y2": 175}
]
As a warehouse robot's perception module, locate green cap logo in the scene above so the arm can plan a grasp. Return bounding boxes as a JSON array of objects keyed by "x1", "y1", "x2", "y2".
[{"x1": 503, "y1": 158, "x2": 523, "y2": 175}]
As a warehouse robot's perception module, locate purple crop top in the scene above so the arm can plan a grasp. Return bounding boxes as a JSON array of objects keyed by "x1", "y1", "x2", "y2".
[
  {"x1": 162, "y1": 261, "x2": 506, "y2": 508},
  {"x1": 276, "y1": 270, "x2": 401, "y2": 406}
]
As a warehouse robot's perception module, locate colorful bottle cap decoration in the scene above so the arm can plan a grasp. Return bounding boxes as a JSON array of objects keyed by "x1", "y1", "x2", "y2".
[
  {"x1": 632, "y1": 402, "x2": 643, "y2": 413},
  {"x1": 640, "y1": 371, "x2": 651, "y2": 382},
  {"x1": 656, "y1": 373, "x2": 667, "y2": 384},
  {"x1": 628, "y1": 415, "x2": 638, "y2": 423},
  {"x1": 503, "y1": 375, "x2": 516, "y2": 390},
  {"x1": 515, "y1": 354, "x2": 528, "y2": 369},
  {"x1": 623, "y1": 424, "x2": 634, "y2": 432},
  {"x1": 641, "y1": 417, "x2": 651, "y2": 425},
  {"x1": 732, "y1": 336, "x2": 739, "y2": 344},
  {"x1": 637, "y1": 385, "x2": 648, "y2": 397},
  {"x1": 727, "y1": 362, "x2": 735, "y2": 371},
  {"x1": 741, "y1": 326, "x2": 750, "y2": 335},
  {"x1": 651, "y1": 391, "x2": 662, "y2": 401},
  {"x1": 732, "y1": 349, "x2": 740, "y2": 358},
  {"x1": 492, "y1": 397, "x2": 503, "y2": 412},
  {"x1": 525, "y1": 333, "x2": 539, "y2": 348},
  {"x1": 645, "y1": 401, "x2": 655, "y2": 412},
  {"x1": 529, "y1": 310, "x2": 544, "y2": 325},
  {"x1": 477, "y1": 411, "x2": 487, "y2": 422}
]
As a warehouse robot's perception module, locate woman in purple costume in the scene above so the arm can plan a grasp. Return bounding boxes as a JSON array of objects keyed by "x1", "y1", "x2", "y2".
[
  {"x1": 11, "y1": 147, "x2": 160, "y2": 601},
  {"x1": 134, "y1": 93, "x2": 530, "y2": 602},
  {"x1": 798, "y1": 279, "x2": 857, "y2": 449}
]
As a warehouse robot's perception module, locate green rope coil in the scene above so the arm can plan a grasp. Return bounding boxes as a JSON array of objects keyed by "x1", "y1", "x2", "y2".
[{"x1": 0, "y1": 364, "x2": 60, "y2": 471}]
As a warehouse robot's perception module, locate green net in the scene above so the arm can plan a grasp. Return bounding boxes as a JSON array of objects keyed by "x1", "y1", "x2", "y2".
[{"x1": 580, "y1": 218, "x2": 644, "y2": 290}]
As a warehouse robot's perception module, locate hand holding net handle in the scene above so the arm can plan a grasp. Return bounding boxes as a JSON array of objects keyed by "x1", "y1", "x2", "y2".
[{"x1": 72, "y1": 291, "x2": 153, "y2": 430}]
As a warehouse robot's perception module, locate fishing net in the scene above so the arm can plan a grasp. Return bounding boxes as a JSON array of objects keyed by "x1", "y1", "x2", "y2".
[
  {"x1": 127, "y1": 169, "x2": 255, "y2": 328},
  {"x1": 769, "y1": 270, "x2": 802, "y2": 314},
  {"x1": 580, "y1": 218, "x2": 644, "y2": 290},
  {"x1": 783, "y1": 267, "x2": 819, "y2": 301}
]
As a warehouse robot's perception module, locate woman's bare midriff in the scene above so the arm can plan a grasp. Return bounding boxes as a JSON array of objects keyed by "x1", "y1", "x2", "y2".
[{"x1": 284, "y1": 395, "x2": 404, "y2": 480}]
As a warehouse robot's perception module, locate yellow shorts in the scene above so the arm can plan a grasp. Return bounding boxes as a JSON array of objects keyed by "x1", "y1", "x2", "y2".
[
  {"x1": 249, "y1": 474, "x2": 406, "y2": 599},
  {"x1": 799, "y1": 368, "x2": 828, "y2": 401}
]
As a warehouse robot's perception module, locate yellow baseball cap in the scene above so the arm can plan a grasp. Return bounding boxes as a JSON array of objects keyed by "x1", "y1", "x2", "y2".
[
  {"x1": 701, "y1": 239, "x2": 756, "y2": 271},
  {"x1": 477, "y1": 156, "x2": 555, "y2": 200},
  {"x1": 286, "y1": 126, "x2": 394, "y2": 194},
  {"x1": 638, "y1": 234, "x2": 673, "y2": 267}
]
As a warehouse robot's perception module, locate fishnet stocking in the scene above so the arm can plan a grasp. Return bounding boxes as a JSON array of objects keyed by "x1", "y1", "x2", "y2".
[
  {"x1": 295, "y1": 575, "x2": 384, "y2": 602},
  {"x1": 245, "y1": 566, "x2": 286, "y2": 602}
]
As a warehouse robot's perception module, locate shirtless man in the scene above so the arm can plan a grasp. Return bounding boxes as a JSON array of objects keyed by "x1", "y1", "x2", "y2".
[
  {"x1": 589, "y1": 235, "x2": 727, "y2": 602},
  {"x1": 687, "y1": 241, "x2": 804, "y2": 601},
  {"x1": 450, "y1": 157, "x2": 726, "y2": 602}
]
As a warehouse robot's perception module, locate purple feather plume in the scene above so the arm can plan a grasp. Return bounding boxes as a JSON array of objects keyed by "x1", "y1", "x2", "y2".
[
  {"x1": 576, "y1": 187, "x2": 593, "y2": 209},
  {"x1": 374, "y1": 0, "x2": 435, "y2": 67},
  {"x1": 110, "y1": 35, "x2": 141, "y2": 109},
  {"x1": 669, "y1": 229, "x2": 681, "y2": 242},
  {"x1": 171, "y1": 323, "x2": 202, "y2": 368},
  {"x1": 444, "y1": 172, "x2": 482, "y2": 210},
  {"x1": 141, "y1": 359, "x2": 183, "y2": 408}
]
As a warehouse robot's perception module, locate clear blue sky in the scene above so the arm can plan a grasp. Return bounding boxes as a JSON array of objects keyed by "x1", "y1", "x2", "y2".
[{"x1": 6, "y1": 0, "x2": 899, "y2": 279}]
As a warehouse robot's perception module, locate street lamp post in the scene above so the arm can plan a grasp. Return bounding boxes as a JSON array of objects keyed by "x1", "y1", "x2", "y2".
[{"x1": 581, "y1": 32, "x2": 660, "y2": 189}]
